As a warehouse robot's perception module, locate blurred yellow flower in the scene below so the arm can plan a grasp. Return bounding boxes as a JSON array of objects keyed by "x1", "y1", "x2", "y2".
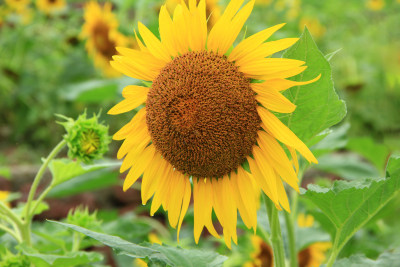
[
  {"x1": 165, "y1": 0, "x2": 221, "y2": 30},
  {"x1": 245, "y1": 214, "x2": 331, "y2": 267},
  {"x1": 0, "y1": 191, "x2": 11, "y2": 208},
  {"x1": 134, "y1": 258, "x2": 148, "y2": 267},
  {"x1": 297, "y1": 213, "x2": 314, "y2": 227},
  {"x1": 5, "y1": 0, "x2": 30, "y2": 10},
  {"x1": 36, "y1": 0, "x2": 66, "y2": 14},
  {"x1": 81, "y1": 1, "x2": 130, "y2": 77},
  {"x1": 366, "y1": 0, "x2": 385, "y2": 10},
  {"x1": 148, "y1": 232, "x2": 162, "y2": 245},
  {"x1": 299, "y1": 17, "x2": 325, "y2": 39}
]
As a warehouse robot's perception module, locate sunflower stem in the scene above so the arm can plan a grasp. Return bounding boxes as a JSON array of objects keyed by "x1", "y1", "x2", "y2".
[
  {"x1": 23, "y1": 139, "x2": 67, "y2": 245},
  {"x1": 264, "y1": 195, "x2": 286, "y2": 267},
  {"x1": 284, "y1": 211, "x2": 298, "y2": 267}
]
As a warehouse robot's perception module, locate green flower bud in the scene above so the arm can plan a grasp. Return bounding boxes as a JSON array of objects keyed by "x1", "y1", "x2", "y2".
[
  {"x1": 58, "y1": 111, "x2": 111, "y2": 164},
  {"x1": 66, "y1": 206, "x2": 102, "y2": 231}
]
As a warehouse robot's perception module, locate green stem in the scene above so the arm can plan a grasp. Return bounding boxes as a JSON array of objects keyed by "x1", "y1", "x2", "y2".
[
  {"x1": 22, "y1": 139, "x2": 67, "y2": 245},
  {"x1": 0, "y1": 224, "x2": 21, "y2": 242},
  {"x1": 30, "y1": 185, "x2": 54, "y2": 217},
  {"x1": 284, "y1": 212, "x2": 298, "y2": 267},
  {"x1": 24, "y1": 139, "x2": 67, "y2": 221},
  {"x1": 72, "y1": 232, "x2": 81, "y2": 252},
  {"x1": 325, "y1": 232, "x2": 341, "y2": 267},
  {"x1": 0, "y1": 201, "x2": 25, "y2": 242},
  {"x1": 264, "y1": 195, "x2": 286, "y2": 267}
]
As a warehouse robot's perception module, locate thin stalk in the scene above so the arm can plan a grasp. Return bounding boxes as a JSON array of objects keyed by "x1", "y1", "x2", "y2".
[
  {"x1": 264, "y1": 195, "x2": 286, "y2": 267},
  {"x1": 71, "y1": 232, "x2": 82, "y2": 252},
  {"x1": 24, "y1": 139, "x2": 67, "y2": 221},
  {"x1": 0, "y1": 224, "x2": 21, "y2": 242},
  {"x1": 30, "y1": 185, "x2": 54, "y2": 217},
  {"x1": 284, "y1": 212, "x2": 298, "y2": 267},
  {"x1": 21, "y1": 139, "x2": 67, "y2": 246},
  {"x1": 325, "y1": 232, "x2": 341, "y2": 267}
]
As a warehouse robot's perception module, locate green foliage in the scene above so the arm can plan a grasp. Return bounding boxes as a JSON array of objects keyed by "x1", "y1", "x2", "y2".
[
  {"x1": 49, "y1": 158, "x2": 120, "y2": 187},
  {"x1": 20, "y1": 245, "x2": 103, "y2": 267},
  {"x1": 280, "y1": 28, "x2": 346, "y2": 146},
  {"x1": 66, "y1": 207, "x2": 102, "y2": 233},
  {"x1": 303, "y1": 155, "x2": 400, "y2": 255},
  {"x1": 347, "y1": 137, "x2": 390, "y2": 170},
  {"x1": 50, "y1": 221, "x2": 228, "y2": 267},
  {"x1": 333, "y1": 249, "x2": 400, "y2": 267},
  {"x1": 315, "y1": 153, "x2": 380, "y2": 180}
]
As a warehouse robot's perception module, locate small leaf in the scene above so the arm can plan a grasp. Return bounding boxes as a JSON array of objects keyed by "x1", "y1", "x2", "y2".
[
  {"x1": 311, "y1": 123, "x2": 349, "y2": 157},
  {"x1": 303, "y1": 155, "x2": 400, "y2": 254},
  {"x1": 60, "y1": 79, "x2": 119, "y2": 103},
  {"x1": 333, "y1": 249, "x2": 400, "y2": 267},
  {"x1": 49, "y1": 221, "x2": 228, "y2": 267},
  {"x1": 280, "y1": 28, "x2": 346, "y2": 145}
]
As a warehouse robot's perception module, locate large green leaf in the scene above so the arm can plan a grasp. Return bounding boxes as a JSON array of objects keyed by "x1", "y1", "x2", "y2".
[
  {"x1": 50, "y1": 221, "x2": 227, "y2": 267},
  {"x1": 20, "y1": 245, "x2": 103, "y2": 267},
  {"x1": 303, "y1": 155, "x2": 400, "y2": 254},
  {"x1": 280, "y1": 28, "x2": 346, "y2": 145},
  {"x1": 333, "y1": 249, "x2": 400, "y2": 267}
]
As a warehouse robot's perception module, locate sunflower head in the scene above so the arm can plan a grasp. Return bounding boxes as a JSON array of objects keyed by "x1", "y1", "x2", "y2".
[
  {"x1": 109, "y1": 0, "x2": 319, "y2": 247},
  {"x1": 81, "y1": 1, "x2": 130, "y2": 77},
  {"x1": 58, "y1": 111, "x2": 111, "y2": 164},
  {"x1": 36, "y1": 0, "x2": 66, "y2": 14}
]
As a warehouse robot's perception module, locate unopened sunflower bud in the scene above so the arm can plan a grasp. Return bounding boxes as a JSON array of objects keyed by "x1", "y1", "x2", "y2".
[
  {"x1": 57, "y1": 112, "x2": 111, "y2": 164},
  {"x1": 66, "y1": 206, "x2": 102, "y2": 231}
]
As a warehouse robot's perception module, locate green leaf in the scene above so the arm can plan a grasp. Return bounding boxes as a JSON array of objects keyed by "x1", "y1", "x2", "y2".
[
  {"x1": 0, "y1": 166, "x2": 11, "y2": 180},
  {"x1": 60, "y1": 80, "x2": 119, "y2": 103},
  {"x1": 49, "y1": 159, "x2": 120, "y2": 187},
  {"x1": 315, "y1": 153, "x2": 380, "y2": 180},
  {"x1": 49, "y1": 221, "x2": 227, "y2": 267},
  {"x1": 20, "y1": 245, "x2": 103, "y2": 267},
  {"x1": 311, "y1": 123, "x2": 349, "y2": 157},
  {"x1": 346, "y1": 137, "x2": 389, "y2": 170},
  {"x1": 280, "y1": 28, "x2": 346, "y2": 145},
  {"x1": 333, "y1": 249, "x2": 400, "y2": 267},
  {"x1": 296, "y1": 227, "x2": 330, "y2": 251},
  {"x1": 47, "y1": 168, "x2": 119, "y2": 198},
  {"x1": 303, "y1": 155, "x2": 400, "y2": 254}
]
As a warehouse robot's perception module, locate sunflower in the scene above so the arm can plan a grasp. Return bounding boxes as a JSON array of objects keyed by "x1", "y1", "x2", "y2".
[
  {"x1": 81, "y1": 1, "x2": 130, "y2": 77},
  {"x1": 245, "y1": 214, "x2": 331, "y2": 267},
  {"x1": 366, "y1": 0, "x2": 385, "y2": 10},
  {"x1": 36, "y1": 0, "x2": 66, "y2": 14},
  {"x1": 165, "y1": 0, "x2": 221, "y2": 30},
  {"x1": 5, "y1": 0, "x2": 30, "y2": 10},
  {"x1": 109, "y1": 0, "x2": 319, "y2": 247}
]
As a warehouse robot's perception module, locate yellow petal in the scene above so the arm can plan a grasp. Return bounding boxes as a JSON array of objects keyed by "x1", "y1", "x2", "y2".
[
  {"x1": 257, "y1": 106, "x2": 318, "y2": 163},
  {"x1": 257, "y1": 131, "x2": 299, "y2": 192},
  {"x1": 167, "y1": 171, "x2": 186, "y2": 228},
  {"x1": 122, "y1": 145, "x2": 156, "y2": 191},
  {"x1": 141, "y1": 152, "x2": 164, "y2": 204},
  {"x1": 275, "y1": 175, "x2": 290, "y2": 212},
  {"x1": 235, "y1": 38, "x2": 299, "y2": 67},
  {"x1": 262, "y1": 74, "x2": 321, "y2": 92},
  {"x1": 110, "y1": 57, "x2": 156, "y2": 81},
  {"x1": 240, "y1": 58, "x2": 305, "y2": 77},
  {"x1": 113, "y1": 108, "x2": 146, "y2": 141},
  {"x1": 252, "y1": 146, "x2": 280, "y2": 206},
  {"x1": 159, "y1": 6, "x2": 179, "y2": 57},
  {"x1": 177, "y1": 178, "x2": 191, "y2": 242},
  {"x1": 117, "y1": 126, "x2": 151, "y2": 160},
  {"x1": 229, "y1": 23, "x2": 286, "y2": 62},
  {"x1": 138, "y1": 22, "x2": 171, "y2": 63},
  {"x1": 253, "y1": 83, "x2": 296, "y2": 113},
  {"x1": 150, "y1": 163, "x2": 174, "y2": 216},
  {"x1": 260, "y1": 66, "x2": 308, "y2": 80}
]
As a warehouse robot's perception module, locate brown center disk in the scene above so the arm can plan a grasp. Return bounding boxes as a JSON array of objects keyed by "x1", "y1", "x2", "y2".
[
  {"x1": 93, "y1": 22, "x2": 117, "y2": 60},
  {"x1": 146, "y1": 51, "x2": 261, "y2": 178}
]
